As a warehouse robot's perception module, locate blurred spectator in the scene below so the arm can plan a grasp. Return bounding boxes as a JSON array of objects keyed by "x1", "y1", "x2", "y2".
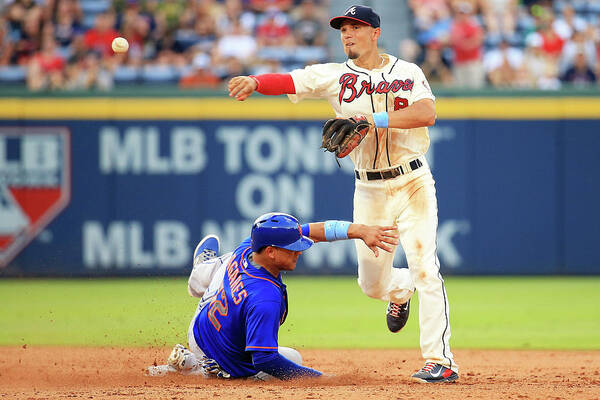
[
  {"x1": 248, "y1": 0, "x2": 293, "y2": 13},
  {"x1": 290, "y1": 0, "x2": 325, "y2": 47},
  {"x1": 420, "y1": 42, "x2": 453, "y2": 86},
  {"x1": 141, "y1": 49, "x2": 179, "y2": 84},
  {"x1": 537, "y1": 14, "x2": 565, "y2": 59},
  {"x1": 483, "y1": 39, "x2": 524, "y2": 87},
  {"x1": 53, "y1": 0, "x2": 83, "y2": 48},
  {"x1": 0, "y1": 17, "x2": 14, "y2": 65},
  {"x1": 521, "y1": 33, "x2": 561, "y2": 90},
  {"x1": 83, "y1": 12, "x2": 118, "y2": 57},
  {"x1": 173, "y1": 4, "x2": 216, "y2": 54},
  {"x1": 67, "y1": 34, "x2": 88, "y2": 63},
  {"x1": 250, "y1": 57, "x2": 285, "y2": 75},
  {"x1": 553, "y1": 3, "x2": 587, "y2": 40},
  {"x1": 117, "y1": 1, "x2": 156, "y2": 55},
  {"x1": 216, "y1": 0, "x2": 256, "y2": 35},
  {"x1": 64, "y1": 50, "x2": 113, "y2": 90},
  {"x1": 194, "y1": 0, "x2": 225, "y2": 21},
  {"x1": 154, "y1": 0, "x2": 185, "y2": 34},
  {"x1": 190, "y1": 15, "x2": 218, "y2": 53},
  {"x1": 215, "y1": 55, "x2": 248, "y2": 81},
  {"x1": 559, "y1": 28, "x2": 596, "y2": 75},
  {"x1": 5, "y1": 1, "x2": 27, "y2": 41},
  {"x1": 410, "y1": 0, "x2": 452, "y2": 35},
  {"x1": 448, "y1": 1, "x2": 485, "y2": 88},
  {"x1": 255, "y1": 7, "x2": 294, "y2": 48},
  {"x1": 398, "y1": 38, "x2": 421, "y2": 64},
  {"x1": 214, "y1": 20, "x2": 257, "y2": 63},
  {"x1": 414, "y1": 6, "x2": 452, "y2": 47},
  {"x1": 13, "y1": 5, "x2": 44, "y2": 64},
  {"x1": 561, "y1": 51, "x2": 597, "y2": 86},
  {"x1": 125, "y1": 14, "x2": 154, "y2": 58},
  {"x1": 480, "y1": 0, "x2": 518, "y2": 40},
  {"x1": 27, "y1": 35, "x2": 65, "y2": 90},
  {"x1": 173, "y1": 5, "x2": 199, "y2": 52},
  {"x1": 179, "y1": 51, "x2": 219, "y2": 88},
  {"x1": 16, "y1": 0, "x2": 39, "y2": 10}
]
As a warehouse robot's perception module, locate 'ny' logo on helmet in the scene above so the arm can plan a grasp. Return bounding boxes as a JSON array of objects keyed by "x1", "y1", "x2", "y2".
[{"x1": 346, "y1": 6, "x2": 356, "y2": 15}]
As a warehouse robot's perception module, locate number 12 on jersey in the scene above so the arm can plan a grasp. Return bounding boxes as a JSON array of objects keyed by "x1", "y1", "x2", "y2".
[{"x1": 208, "y1": 289, "x2": 228, "y2": 331}]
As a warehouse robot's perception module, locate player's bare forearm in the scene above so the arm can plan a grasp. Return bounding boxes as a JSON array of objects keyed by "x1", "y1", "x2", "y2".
[
  {"x1": 306, "y1": 223, "x2": 326, "y2": 242},
  {"x1": 228, "y1": 76, "x2": 257, "y2": 101},
  {"x1": 307, "y1": 222, "x2": 398, "y2": 257},
  {"x1": 366, "y1": 99, "x2": 436, "y2": 129}
]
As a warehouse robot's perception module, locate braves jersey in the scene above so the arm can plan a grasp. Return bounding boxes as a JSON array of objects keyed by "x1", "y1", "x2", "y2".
[
  {"x1": 192, "y1": 237, "x2": 288, "y2": 378},
  {"x1": 288, "y1": 54, "x2": 435, "y2": 170}
]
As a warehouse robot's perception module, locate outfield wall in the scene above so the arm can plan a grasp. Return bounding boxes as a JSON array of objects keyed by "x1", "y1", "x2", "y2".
[{"x1": 1, "y1": 96, "x2": 599, "y2": 276}]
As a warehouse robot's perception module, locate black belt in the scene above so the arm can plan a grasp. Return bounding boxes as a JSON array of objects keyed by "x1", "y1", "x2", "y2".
[{"x1": 355, "y1": 158, "x2": 423, "y2": 181}]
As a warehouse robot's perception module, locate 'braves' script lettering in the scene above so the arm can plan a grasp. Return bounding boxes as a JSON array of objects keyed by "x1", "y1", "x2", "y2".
[{"x1": 338, "y1": 73, "x2": 413, "y2": 104}]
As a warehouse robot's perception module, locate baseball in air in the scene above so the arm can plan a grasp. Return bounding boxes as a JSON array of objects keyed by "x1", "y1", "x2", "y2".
[{"x1": 111, "y1": 37, "x2": 129, "y2": 53}]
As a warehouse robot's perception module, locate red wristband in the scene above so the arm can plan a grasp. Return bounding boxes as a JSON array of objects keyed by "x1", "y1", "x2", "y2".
[{"x1": 250, "y1": 74, "x2": 296, "y2": 95}]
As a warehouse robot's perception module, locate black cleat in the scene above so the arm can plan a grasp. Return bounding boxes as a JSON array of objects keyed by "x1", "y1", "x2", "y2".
[
  {"x1": 411, "y1": 362, "x2": 458, "y2": 383},
  {"x1": 386, "y1": 300, "x2": 410, "y2": 332}
]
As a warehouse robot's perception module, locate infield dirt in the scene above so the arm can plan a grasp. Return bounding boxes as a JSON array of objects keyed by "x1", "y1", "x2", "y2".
[{"x1": 1, "y1": 347, "x2": 599, "y2": 399}]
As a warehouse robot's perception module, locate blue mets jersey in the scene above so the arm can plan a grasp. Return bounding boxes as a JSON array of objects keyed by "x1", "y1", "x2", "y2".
[{"x1": 192, "y1": 237, "x2": 288, "y2": 378}]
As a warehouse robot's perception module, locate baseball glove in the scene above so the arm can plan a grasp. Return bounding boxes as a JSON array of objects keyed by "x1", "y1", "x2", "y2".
[{"x1": 321, "y1": 116, "x2": 371, "y2": 158}]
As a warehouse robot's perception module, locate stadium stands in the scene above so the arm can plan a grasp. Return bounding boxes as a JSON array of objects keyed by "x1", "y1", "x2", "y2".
[{"x1": 0, "y1": 0, "x2": 597, "y2": 91}]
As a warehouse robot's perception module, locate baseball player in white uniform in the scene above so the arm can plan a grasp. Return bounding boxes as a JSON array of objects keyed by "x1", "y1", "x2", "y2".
[{"x1": 228, "y1": 5, "x2": 458, "y2": 383}]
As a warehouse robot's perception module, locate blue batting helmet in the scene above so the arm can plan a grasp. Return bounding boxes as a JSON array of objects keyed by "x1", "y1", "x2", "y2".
[{"x1": 251, "y1": 212, "x2": 314, "y2": 252}]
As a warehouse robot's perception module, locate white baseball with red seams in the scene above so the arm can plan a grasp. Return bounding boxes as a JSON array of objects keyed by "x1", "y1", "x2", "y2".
[
  {"x1": 111, "y1": 37, "x2": 129, "y2": 53},
  {"x1": 287, "y1": 54, "x2": 457, "y2": 372}
]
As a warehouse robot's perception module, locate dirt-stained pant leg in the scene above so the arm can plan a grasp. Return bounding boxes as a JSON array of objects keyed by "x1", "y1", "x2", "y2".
[
  {"x1": 354, "y1": 163, "x2": 456, "y2": 372},
  {"x1": 354, "y1": 178, "x2": 415, "y2": 304},
  {"x1": 395, "y1": 168, "x2": 456, "y2": 371}
]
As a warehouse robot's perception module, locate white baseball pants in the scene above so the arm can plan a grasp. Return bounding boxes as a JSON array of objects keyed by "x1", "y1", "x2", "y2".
[{"x1": 353, "y1": 161, "x2": 456, "y2": 371}]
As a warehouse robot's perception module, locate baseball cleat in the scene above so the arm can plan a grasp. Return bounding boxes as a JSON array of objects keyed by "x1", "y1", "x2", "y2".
[
  {"x1": 386, "y1": 300, "x2": 410, "y2": 332},
  {"x1": 411, "y1": 362, "x2": 458, "y2": 383},
  {"x1": 193, "y1": 235, "x2": 220, "y2": 266}
]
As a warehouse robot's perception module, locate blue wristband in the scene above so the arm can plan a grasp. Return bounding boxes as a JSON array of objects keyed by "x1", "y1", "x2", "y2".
[
  {"x1": 324, "y1": 220, "x2": 351, "y2": 241},
  {"x1": 301, "y1": 223, "x2": 310, "y2": 237},
  {"x1": 372, "y1": 112, "x2": 389, "y2": 128}
]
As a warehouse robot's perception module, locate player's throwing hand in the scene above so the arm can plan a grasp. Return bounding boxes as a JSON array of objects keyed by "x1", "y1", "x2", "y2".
[{"x1": 228, "y1": 76, "x2": 257, "y2": 101}]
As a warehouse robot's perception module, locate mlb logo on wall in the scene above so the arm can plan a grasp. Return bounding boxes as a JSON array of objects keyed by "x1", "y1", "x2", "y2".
[{"x1": 0, "y1": 127, "x2": 71, "y2": 268}]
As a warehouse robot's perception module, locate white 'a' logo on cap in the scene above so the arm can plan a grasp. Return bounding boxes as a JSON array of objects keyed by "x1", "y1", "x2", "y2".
[{"x1": 346, "y1": 6, "x2": 356, "y2": 15}]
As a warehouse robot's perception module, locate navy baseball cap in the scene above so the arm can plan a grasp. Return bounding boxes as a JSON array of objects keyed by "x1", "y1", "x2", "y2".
[{"x1": 330, "y1": 5, "x2": 381, "y2": 29}]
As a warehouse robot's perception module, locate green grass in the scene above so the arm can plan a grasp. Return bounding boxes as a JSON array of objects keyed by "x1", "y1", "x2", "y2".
[{"x1": 1, "y1": 276, "x2": 599, "y2": 349}]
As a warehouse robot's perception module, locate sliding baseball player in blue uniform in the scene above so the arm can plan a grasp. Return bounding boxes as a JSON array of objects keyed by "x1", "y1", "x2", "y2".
[{"x1": 147, "y1": 212, "x2": 398, "y2": 380}]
